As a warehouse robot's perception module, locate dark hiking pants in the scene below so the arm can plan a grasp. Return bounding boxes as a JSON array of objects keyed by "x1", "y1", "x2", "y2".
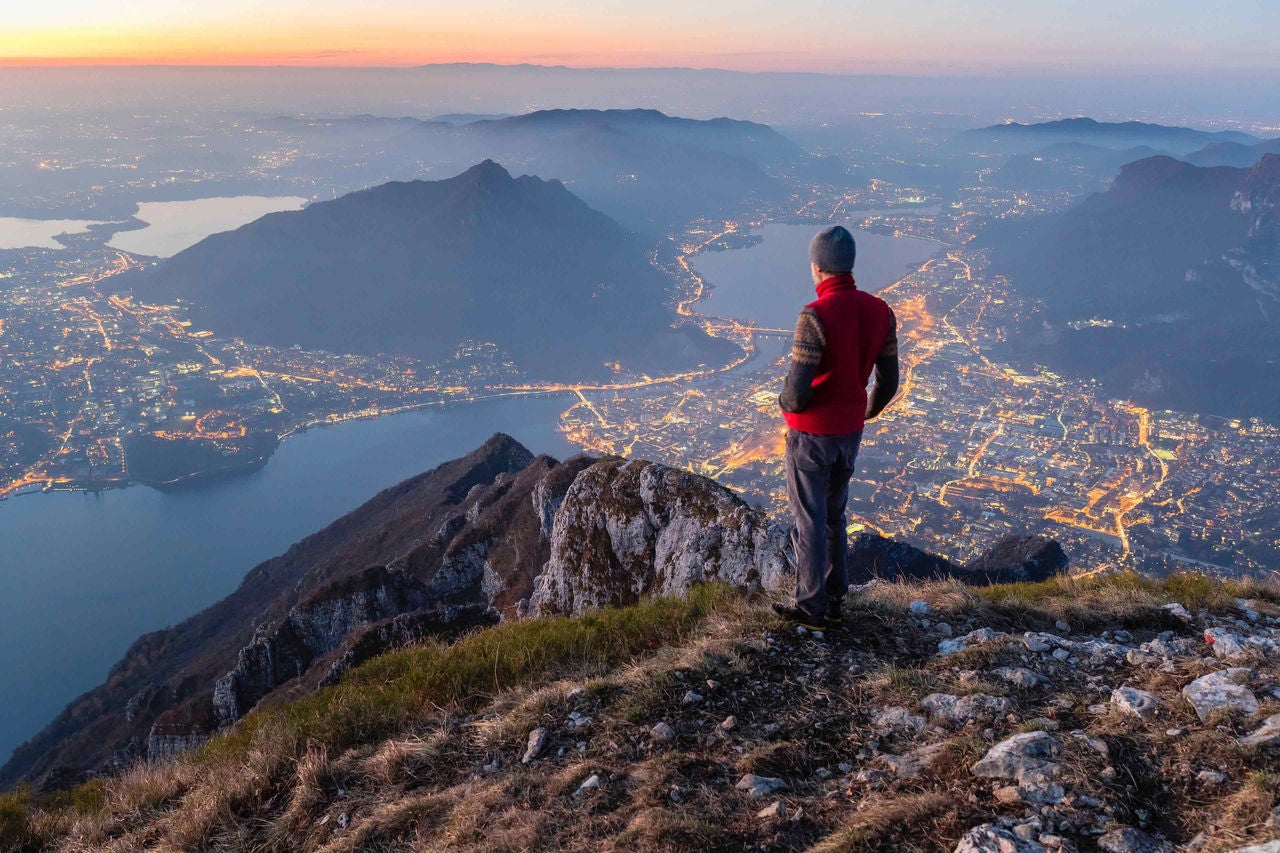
[{"x1": 784, "y1": 428, "x2": 863, "y2": 618}]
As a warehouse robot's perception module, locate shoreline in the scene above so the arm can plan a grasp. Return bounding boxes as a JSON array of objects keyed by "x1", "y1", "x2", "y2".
[{"x1": 0, "y1": 390, "x2": 582, "y2": 504}]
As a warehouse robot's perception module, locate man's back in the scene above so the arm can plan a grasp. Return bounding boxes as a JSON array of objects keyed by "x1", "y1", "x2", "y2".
[{"x1": 780, "y1": 272, "x2": 897, "y2": 436}]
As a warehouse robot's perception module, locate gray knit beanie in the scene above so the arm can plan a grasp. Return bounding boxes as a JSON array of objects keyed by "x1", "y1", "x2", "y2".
[{"x1": 809, "y1": 225, "x2": 856, "y2": 273}]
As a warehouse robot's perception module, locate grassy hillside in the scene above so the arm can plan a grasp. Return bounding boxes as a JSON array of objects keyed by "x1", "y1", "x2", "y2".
[{"x1": 6, "y1": 573, "x2": 1280, "y2": 852}]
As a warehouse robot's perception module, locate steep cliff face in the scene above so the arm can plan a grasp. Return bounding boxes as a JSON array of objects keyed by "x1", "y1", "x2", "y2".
[
  {"x1": 392, "y1": 453, "x2": 597, "y2": 616},
  {"x1": 531, "y1": 457, "x2": 789, "y2": 616},
  {"x1": 1230, "y1": 153, "x2": 1280, "y2": 308},
  {"x1": 212, "y1": 566, "x2": 444, "y2": 725},
  {"x1": 145, "y1": 723, "x2": 209, "y2": 766}
]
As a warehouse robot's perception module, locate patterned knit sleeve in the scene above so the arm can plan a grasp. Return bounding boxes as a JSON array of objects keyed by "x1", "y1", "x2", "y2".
[{"x1": 779, "y1": 307, "x2": 826, "y2": 413}]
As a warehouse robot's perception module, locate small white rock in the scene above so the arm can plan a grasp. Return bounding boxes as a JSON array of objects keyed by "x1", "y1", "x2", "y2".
[
  {"x1": 576, "y1": 773, "x2": 603, "y2": 795},
  {"x1": 736, "y1": 773, "x2": 787, "y2": 797},
  {"x1": 1182, "y1": 668, "x2": 1258, "y2": 722},
  {"x1": 993, "y1": 666, "x2": 1049, "y2": 689},
  {"x1": 1238, "y1": 714, "x2": 1280, "y2": 748},
  {"x1": 954, "y1": 823, "x2": 1048, "y2": 853},
  {"x1": 1111, "y1": 686, "x2": 1161, "y2": 719},
  {"x1": 757, "y1": 800, "x2": 787, "y2": 819},
  {"x1": 682, "y1": 690, "x2": 703, "y2": 705},
  {"x1": 650, "y1": 722, "x2": 676, "y2": 742},
  {"x1": 522, "y1": 727, "x2": 549, "y2": 763}
]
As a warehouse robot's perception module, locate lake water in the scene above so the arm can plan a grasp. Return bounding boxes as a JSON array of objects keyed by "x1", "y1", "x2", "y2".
[
  {"x1": 0, "y1": 217, "x2": 100, "y2": 249},
  {"x1": 107, "y1": 196, "x2": 308, "y2": 258},
  {"x1": 0, "y1": 395, "x2": 574, "y2": 763},
  {"x1": 690, "y1": 222, "x2": 941, "y2": 329}
]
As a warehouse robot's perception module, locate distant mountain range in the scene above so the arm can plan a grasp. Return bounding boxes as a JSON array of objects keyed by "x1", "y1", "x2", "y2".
[
  {"x1": 992, "y1": 136, "x2": 1280, "y2": 191},
  {"x1": 1184, "y1": 137, "x2": 1280, "y2": 168},
  {"x1": 988, "y1": 141, "x2": 1167, "y2": 193},
  {"x1": 962, "y1": 117, "x2": 1258, "y2": 156},
  {"x1": 118, "y1": 161, "x2": 735, "y2": 379},
  {"x1": 983, "y1": 153, "x2": 1280, "y2": 419},
  {"x1": 271, "y1": 108, "x2": 801, "y2": 231}
]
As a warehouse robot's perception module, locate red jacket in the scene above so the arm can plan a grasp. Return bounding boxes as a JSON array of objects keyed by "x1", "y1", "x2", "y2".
[{"x1": 781, "y1": 274, "x2": 896, "y2": 435}]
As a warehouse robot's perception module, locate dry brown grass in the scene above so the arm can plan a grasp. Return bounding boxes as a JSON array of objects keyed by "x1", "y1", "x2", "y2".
[
  {"x1": 1205, "y1": 771, "x2": 1280, "y2": 849},
  {"x1": 808, "y1": 791, "x2": 956, "y2": 851},
  {"x1": 609, "y1": 807, "x2": 738, "y2": 852},
  {"x1": 856, "y1": 665, "x2": 944, "y2": 708},
  {"x1": 470, "y1": 683, "x2": 572, "y2": 750},
  {"x1": 358, "y1": 731, "x2": 452, "y2": 787},
  {"x1": 844, "y1": 571, "x2": 1280, "y2": 636},
  {"x1": 310, "y1": 791, "x2": 449, "y2": 853}
]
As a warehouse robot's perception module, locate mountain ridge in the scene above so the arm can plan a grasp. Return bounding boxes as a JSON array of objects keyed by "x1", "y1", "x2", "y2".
[
  {"x1": 963, "y1": 117, "x2": 1258, "y2": 155},
  {"x1": 118, "y1": 160, "x2": 736, "y2": 380},
  {"x1": 982, "y1": 152, "x2": 1280, "y2": 420}
]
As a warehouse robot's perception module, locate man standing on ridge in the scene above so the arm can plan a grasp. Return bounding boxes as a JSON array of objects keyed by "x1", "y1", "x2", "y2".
[{"x1": 774, "y1": 225, "x2": 900, "y2": 632}]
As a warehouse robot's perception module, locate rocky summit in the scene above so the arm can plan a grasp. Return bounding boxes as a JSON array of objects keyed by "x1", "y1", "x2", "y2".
[{"x1": 4, "y1": 438, "x2": 1280, "y2": 851}]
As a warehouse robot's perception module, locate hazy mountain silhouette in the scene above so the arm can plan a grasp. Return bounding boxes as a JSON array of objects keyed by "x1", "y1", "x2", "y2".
[
  {"x1": 962, "y1": 117, "x2": 1258, "y2": 156},
  {"x1": 984, "y1": 153, "x2": 1280, "y2": 419},
  {"x1": 272, "y1": 108, "x2": 798, "y2": 232},
  {"x1": 389, "y1": 109, "x2": 798, "y2": 231},
  {"x1": 1184, "y1": 137, "x2": 1280, "y2": 168},
  {"x1": 119, "y1": 161, "x2": 736, "y2": 379},
  {"x1": 988, "y1": 141, "x2": 1167, "y2": 192}
]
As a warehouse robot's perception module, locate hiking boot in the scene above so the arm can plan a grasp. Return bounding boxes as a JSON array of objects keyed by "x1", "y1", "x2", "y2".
[
  {"x1": 824, "y1": 606, "x2": 845, "y2": 628},
  {"x1": 772, "y1": 602, "x2": 826, "y2": 633}
]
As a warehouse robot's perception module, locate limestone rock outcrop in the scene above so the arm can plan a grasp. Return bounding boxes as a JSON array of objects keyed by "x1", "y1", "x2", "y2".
[
  {"x1": 530, "y1": 457, "x2": 788, "y2": 615},
  {"x1": 212, "y1": 565, "x2": 441, "y2": 725}
]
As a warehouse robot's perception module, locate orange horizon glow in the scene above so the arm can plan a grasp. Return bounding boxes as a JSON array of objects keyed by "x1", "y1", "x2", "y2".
[
  {"x1": 0, "y1": 19, "x2": 828, "y2": 72},
  {"x1": 5, "y1": 3, "x2": 1280, "y2": 75}
]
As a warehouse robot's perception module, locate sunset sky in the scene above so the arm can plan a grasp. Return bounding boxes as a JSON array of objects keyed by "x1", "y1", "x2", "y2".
[{"x1": 4, "y1": 0, "x2": 1279, "y2": 73}]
